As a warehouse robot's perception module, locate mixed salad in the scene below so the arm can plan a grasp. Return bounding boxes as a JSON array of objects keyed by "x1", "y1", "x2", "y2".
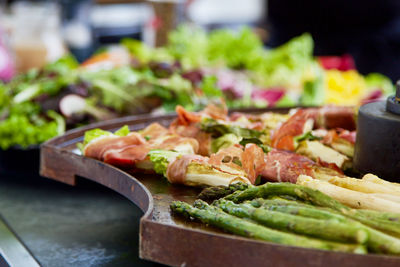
[{"x1": 0, "y1": 25, "x2": 395, "y2": 150}]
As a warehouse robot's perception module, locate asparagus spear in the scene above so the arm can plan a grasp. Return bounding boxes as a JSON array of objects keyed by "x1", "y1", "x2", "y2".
[
  {"x1": 170, "y1": 200, "x2": 366, "y2": 253},
  {"x1": 248, "y1": 199, "x2": 400, "y2": 254},
  {"x1": 251, "y1": 197, "x2": 318, "y2": 208},
  {"x1": 358, "y1": 209, "x2": 400, "y2": 223},
  {"x1": 214, "y1": 199, "x2": 368, "y2": 244},
  {"x1": 248, "y1": 198, "x2": 348, "y2": 222},
  {"x1": 225, "y1": 183, "x2": 400, "y2": 235},
  {"x1": 198, "y1": 182, "x2": 251, "y2": 201}
]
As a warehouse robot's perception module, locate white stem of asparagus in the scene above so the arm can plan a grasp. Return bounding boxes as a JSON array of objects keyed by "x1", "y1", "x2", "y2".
[{"x1": 297, "y1": 175, "x2": 400, "y2": 213}]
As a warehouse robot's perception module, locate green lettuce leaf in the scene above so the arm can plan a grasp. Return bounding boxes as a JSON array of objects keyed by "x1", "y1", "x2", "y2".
[
  {"x1": 250, "y1": 33, "x2": 316, "y2": 88},
  {"x1": 300, "y1": 75, "x2": 325, "y2": 106},
  {"x1": 201, "y1": 118, "x2": 262, "y2": 139},
  {"x1": 148, "y1": 149, "x2": 182, "y2": 175},
  {"x1": 82, "y1": 67, "x2": 142, "y2": 112},
  {"x1": 47, "y1": 110, "x2": 66, "y2": 136},
  {"x1": 207, "y1": 27, "x2": 263, "y2": 69},
  {"x1": 211, "y1": 134, "x2": 242, "y2": 153},
  {"x1": 0, "y1": 104, "x2": 62, "y2": 150},
  {"x1": 201, "y1": 75, "x2": 222, "y2": 98},
  {"x1": 82, "y1": 129, "x2": 113, "y2": 147},
  {"x1": 44, "y1": 54, "x2": 79, "y2": 75},
  {"x1": 114, "y1": 125, "x2": 130, "y2": 136},
  {"x1": 167, "y1": 25, "x2": 209, "y2": 69},
  {"x1": 365, "y1": 73, "x2": 395, "y2": 96},
  {"x1": 82, "y1": 125, "x2": 130, "y2": 148},
  {"x1": 294, "y1": 131, "x2": 321, "y2": 143},
  {"x1": 121, "y1": 38, "x2": 152, "y2": 63},
  {"x1": 239, "y1": 137, "x2": 271, "y2": 153}
]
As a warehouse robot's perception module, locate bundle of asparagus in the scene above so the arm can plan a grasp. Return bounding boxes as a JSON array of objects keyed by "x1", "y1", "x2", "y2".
[
  {"x1": 171, "y1": 182, "x2": 400, "y2": 255},
  {"x1": 297, "y1": 174, "x2": 400, "y2": 213}
]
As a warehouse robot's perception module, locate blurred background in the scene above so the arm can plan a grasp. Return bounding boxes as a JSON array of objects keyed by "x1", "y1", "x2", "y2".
[
  {"x1": 0, "y1": 0, "x2": 398, "y2": 151},
  {"x1": 1, "y1": 0, "x2": 400, "y2": 77},
  {"x1": 0, "y1": 0, "x2": 266, "y2": 70}
]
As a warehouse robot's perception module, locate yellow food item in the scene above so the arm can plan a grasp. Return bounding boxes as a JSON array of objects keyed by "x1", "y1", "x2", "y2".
[{"x1": 324, "y1": 70, "x2": 366, "y2": 105}]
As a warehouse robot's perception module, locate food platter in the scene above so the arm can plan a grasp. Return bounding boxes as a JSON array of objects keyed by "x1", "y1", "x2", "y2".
[{"x1": 40, "y1": 108, "x2": 400, "y2": 267}]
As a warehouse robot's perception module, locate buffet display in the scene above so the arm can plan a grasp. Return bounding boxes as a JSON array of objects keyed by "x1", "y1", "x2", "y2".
[
  {"x1": 0, "y1": 25, "x2": 395, "y2": 150},
  {"x1": 2, "y1": 21, "x2": 400, "y2": 264},
  {"x1": 77, "y1": 102, "x2": 400, "y2": 255}
]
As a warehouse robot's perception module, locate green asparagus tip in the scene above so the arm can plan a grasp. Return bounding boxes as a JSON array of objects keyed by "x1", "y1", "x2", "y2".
[
  {"x1": 193, "y1": 199, "x2": 209, "y2": 209},
  {"x1": 355, "y1": 245, "x2": 368, "y2": 254}
]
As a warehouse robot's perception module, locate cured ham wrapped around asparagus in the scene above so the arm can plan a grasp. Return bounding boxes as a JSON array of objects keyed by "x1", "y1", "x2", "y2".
[
  {"x1": 79, "y1": 102, "x2": 357, "y2": 188},
  {"x1": 270, "y1": 106, "x2": 356, "y2": 151},
  {"x1": 149, "y1": 150, "x2": 251, "y2": 186},
  {"x1": 81, "y1": 123, "x2": 199, "y2": 170}
]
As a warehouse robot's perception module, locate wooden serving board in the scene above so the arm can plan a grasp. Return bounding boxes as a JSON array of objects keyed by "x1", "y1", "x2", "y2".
[{"x1": 40, "y1": 109, "x2": 400, "y2": 267}]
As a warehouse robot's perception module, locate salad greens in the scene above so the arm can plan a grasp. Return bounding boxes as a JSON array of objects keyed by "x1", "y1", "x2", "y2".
[
  {"x1": 0, "y1": 24, "x2": 394, "y2": 150},
  {"x1": 0, "y1": 102, "x2": 64, "y2": 149}
]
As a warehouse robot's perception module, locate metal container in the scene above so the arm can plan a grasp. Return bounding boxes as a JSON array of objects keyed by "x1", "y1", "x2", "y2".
[{"x1": 354, "y1": 82, "x2": 400, "y2": 181}]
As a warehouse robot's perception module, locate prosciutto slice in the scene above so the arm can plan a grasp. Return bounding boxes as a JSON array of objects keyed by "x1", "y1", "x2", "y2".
[
  {"x1": 207, "y1": 144, "x2": 266, "y2": 185},
  {"x1": 140, "y1": 123, "x2": 169, "y2": 140},
  {"x1": 271, "y1": 106, "x2": 356, "y2": 151},
  {"x1": 203, "y1": 102, "x2": 228, "y2": 121},
  {"x1": 271, "y1": 109, "x2": 316, "y2": 150},
  {"x1": 103, "y1": 134, "x2": 199, "y2": 169},
  {"x1": 103, "y1": 144, "x2": 149, "y2": 168},
  {"x1": 85, "y1": 121, "x2": 200, "y2": 170},
  {"x1": 338, "y1": 129, "x2": 356, "y2": 144},
  {"x1": 261, "y1": 149, "x2": 316, "y2": 183},
  {"x1": 260, "y1": 149, "x2": 345, "y2": 183},
  {"x1": 170, "y1": 123, "x2": 211, "y2": 156},
  {"x1": 175, "y1": 105, "x2": 202, "y2": 126},
  {"x1": 241, "y1": 144, "x2": 265, "y2": 184},
  {"x1": 317, "y1": 106, "x2": 356, "y2": 131},
  {"x1": 166, "y1": 154, "x2": 207, "y2": 184},
  {"x1": 150, "y1": 135, "x2": 199, "y2": 153},
  {"x1": 84, "y1": 133, "x2": 146, "y2": 160},
  {"x1": 208, "y1": 145, "x2": 243, "y2": 169}
]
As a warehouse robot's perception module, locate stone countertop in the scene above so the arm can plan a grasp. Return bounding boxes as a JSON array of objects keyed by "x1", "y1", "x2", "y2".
[{"x1": 0, "y1": 173, "x2": 164, "y2": 267}]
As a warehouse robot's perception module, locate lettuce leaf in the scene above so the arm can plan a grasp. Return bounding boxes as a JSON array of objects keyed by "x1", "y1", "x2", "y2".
[
  {"x1": 239, "y1": 137, "x2": 271, "y2": 153},
  {"x1": 47, "y1": 110, "x2": 66, "y2": 136},
  {"x1": 167, "y1": 25, "x2": 209, "y2": 69},
  {"x1": 121, "y1": 38, "x2": 152, "y2": 63},
  {"x1": 82, "y1": 125, "x2": 130, "y2": 147},
  {"x1": 200, "y1": 75, "x2": 222, "y2": 98},
  {"x1": 82, "y1": 129, "x2": 113, "y2": 147},
  {"x1": 114, "y1": 125, "x2": 130, "y2": 136},
  {"x1": 82, "y1": 67, "x2": 142, "y2": 112},
  {"x1": 365, "y1": 73, "x2": 395, "y2": 96},
  {"x1": 293, "y1": 131, "x2": 321, "y2": 148},
  {"x1": 251, "y1": 33, "x2": 316, "y2": 88},
  {"x1": 211, "y1": 133, "x2": 242, "y2": 153},
  {"x1": 207, "y1": 27, "x2": 263, "y2": 69},
  {"x1": 44, "y1": 54, "x2": 79, "y2": 75},
  {"x1": 0, "y1": 103, "x2": 62, "y2": 150},
  {"x1": 300, "y1": 76, "x2": 325, "y2": 106},
  {"x1": 148, "y1": 149, "x2": 182, "y2": 175},
  {"x1": 201, "y1": 118, "x2": 262, "y2": 139}
]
